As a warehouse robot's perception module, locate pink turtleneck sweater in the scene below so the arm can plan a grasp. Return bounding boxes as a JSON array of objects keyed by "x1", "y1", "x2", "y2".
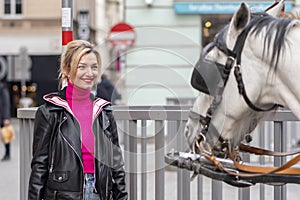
[{"x1": 66, "y1": 81, "x2": 95, "y2": 173}]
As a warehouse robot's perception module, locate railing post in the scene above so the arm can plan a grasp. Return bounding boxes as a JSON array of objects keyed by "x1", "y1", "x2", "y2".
[
  {"x1": 238, "y1": 153, "x2": 250, "y2": 200},
  {"x1": 259, "y1": 123, "x2": 265, "y2": 200},
  {"x1": 141, "y1": 120, "x2": 147, "y2": 200},
  {"x1": 274, "y1": 121, "x2": 287, "y2": 200},
  {"x1": 128, "y1": 120, "x2": 137, "y2": 200},
  {"x1": 18, "y1": 108, "x2": 37, "y2": 200},
  {"x1": 155, "y1": 120, "x2": 165, "y2": 200},
  {"x1": 176, "y1": 120, "x2": 190, "y2": 200},
  {"x1": 212, "y1": 179, "x2": 222, "y2": 200},
  {"x1": 197, "y1": 176, "x2": 203, "y2": 200}
]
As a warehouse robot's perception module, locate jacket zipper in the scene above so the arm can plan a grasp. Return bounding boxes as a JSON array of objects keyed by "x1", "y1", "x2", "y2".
[
  {"x1": 49, "y1": 116, "x2": 67, "y2": 173},
  {"x1": 92, "y1": 117, "x2": 99, "y2": 195},
  {"x1": 60, "y1": 117, "x2": 85, "y2": 198},
  {"x1": 71, "y1": 115, "x2": 86, "y2": 198},
  {"x1": 107, "y1": 136, "x2": 113, "y2": 199},
  {"x1": 92, "y1": 111, "x2": 111, "y2": 199},
  {"x1": 106, "y1": 175, "x2": 109, "y2": 199},
  {"x1": 61, "y1": 134, "x2": 85, "y2": 197}
]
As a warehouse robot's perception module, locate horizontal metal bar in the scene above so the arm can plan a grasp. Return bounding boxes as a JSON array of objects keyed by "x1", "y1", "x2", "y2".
[
  {"x1": 17, "y1": 107, "x2": 298, "y2": 122},
  {"x1": 113, "y1": 109, "x2": 189, "y2": 120},
  {"x1": 263, "y1": 109, "x2": 298, "y2": 121},
  {"x1": 17, "y1": 107, "x2": 38, "y2": 119}
]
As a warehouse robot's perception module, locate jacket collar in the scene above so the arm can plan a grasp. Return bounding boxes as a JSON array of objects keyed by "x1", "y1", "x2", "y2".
[{"x1": 43, "y1": 87, "x2": 111, "y2": 120}]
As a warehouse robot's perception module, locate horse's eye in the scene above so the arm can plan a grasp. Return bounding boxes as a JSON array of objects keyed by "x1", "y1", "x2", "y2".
[
  {"x1": 185, "y1": 125, "x2": 189, "y2": 131},
  {"x1": 217, "y1": 49, "x2": 222, "y2": 57}
]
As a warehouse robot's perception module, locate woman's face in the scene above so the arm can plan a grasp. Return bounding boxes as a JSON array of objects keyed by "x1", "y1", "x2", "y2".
[{"x1": 71, "y1": 52, "x2": 99, "y2": 90}]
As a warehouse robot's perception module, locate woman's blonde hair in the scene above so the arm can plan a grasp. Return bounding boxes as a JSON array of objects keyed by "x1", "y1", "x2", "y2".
[{"x1": 58, "y1": 40, "x2": 101, "y2": 89}]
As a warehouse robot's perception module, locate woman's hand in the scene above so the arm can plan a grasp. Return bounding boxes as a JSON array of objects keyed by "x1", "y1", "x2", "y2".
[{"x1": 3, "y1": 119, "x2": 10, "y2": 126}]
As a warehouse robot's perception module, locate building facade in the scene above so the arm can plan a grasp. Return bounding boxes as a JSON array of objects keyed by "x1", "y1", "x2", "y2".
[
  {"x1": 121, "y1": 0, "x2": 296, "y2": 106},
  {"x1": 0, "y1": 0, "x2": 299, "y2": 113},
  {"x1": 0, "y1": 0, "x2": 98, "y2": 115},
  {"x1": 122, "y1": 0, "x2": 200, "y2": 106}
]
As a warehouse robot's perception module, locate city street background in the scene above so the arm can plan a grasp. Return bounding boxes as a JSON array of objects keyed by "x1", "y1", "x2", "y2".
[{"x1": 0, "y1": 118, "x2": 19, "y2": 200}]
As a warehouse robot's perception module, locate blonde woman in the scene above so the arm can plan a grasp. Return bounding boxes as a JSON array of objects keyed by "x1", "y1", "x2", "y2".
[{"x1": 28, "y1": 40, "x2": 127, "y2": 200}]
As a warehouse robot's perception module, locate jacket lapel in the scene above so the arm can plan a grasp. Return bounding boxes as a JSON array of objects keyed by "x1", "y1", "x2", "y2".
[
  {"x1": 93, "y1": 98, "x2": 110, "y2": 121},
  {"x1": 60, "y1": 114, "x2": 82, "y2": 160}
]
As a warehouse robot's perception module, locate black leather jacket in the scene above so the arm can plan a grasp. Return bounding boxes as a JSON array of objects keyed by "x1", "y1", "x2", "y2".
[{"x1": 28, "y1": 89, "x2": 128, "y2": 200}]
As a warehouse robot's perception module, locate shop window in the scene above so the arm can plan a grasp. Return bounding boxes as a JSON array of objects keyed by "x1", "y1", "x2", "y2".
[
  {"x1": 201, "y1": 14, "x2": 231, "y2": 47},
  {"x1": 3, "y1": 0, "x2": 22, "y2": 15}
]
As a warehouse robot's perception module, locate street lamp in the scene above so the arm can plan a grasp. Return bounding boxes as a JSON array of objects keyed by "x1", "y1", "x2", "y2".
[{"x1": 145, "y1": 0, "x2": 154, "y2": 6}]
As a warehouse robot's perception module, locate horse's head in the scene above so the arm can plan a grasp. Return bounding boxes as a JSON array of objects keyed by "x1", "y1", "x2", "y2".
[{"x1": 185, "y1": 1, "x2": 296, "y2": 154}]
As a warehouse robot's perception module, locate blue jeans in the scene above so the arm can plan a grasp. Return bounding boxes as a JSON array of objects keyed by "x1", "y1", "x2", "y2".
[{"x1": 84, "y1": 174, "x2": 100, "y2": 200}]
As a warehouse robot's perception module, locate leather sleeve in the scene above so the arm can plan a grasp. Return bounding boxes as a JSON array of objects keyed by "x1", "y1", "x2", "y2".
[
  {"x1": 107, "y1": 111, "x2": 128, "y2": 200},
  {"x1": 28, "y1": 106, "x2": 52, "y2": 200}
]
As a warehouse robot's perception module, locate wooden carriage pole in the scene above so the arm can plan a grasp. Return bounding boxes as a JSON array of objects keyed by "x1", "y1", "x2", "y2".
[{"x1": 62, "y1": 0, "x2": 73, "y2": 51}]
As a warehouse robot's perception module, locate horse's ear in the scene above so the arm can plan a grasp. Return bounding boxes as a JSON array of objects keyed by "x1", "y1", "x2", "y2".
[
  {"x1": 228, "y1": 3, "x2": 250, "y2": 38},
  {"x1": 265, "y1": 0, "x2": 285, "y2": 17}
]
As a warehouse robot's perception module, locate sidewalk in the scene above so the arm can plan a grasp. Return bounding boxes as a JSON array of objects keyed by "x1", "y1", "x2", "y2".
[{"x1": 0, "y1": 118, "x2": 20, "y2": 200}]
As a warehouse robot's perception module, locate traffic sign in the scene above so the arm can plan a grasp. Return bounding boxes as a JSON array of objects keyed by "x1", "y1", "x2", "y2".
[{"x1": 108, "y1": 22, "x2": 136, "y2": 51}]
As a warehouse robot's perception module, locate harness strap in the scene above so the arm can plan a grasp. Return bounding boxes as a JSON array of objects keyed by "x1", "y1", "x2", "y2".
[
  {"x1": 234, "y1": 65, "x2": 281, "y2": 112},
  {"x1": 202, "y1": 151, "x2": 300, "y2": 177},
  {"x1": 232, "y1": 153, "x2": 300, "y2": 175},
  {"x1": 239, "y1": 143, "x2": 300, "y2": 157},
  {"x1": 199, "y1": 141, "x2": 300, "y2": 177}
]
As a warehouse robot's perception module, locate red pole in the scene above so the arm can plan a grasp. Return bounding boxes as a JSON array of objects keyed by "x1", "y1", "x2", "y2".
[{"x1": 62, "y1": 0, "x2": 73, "y2": 51}]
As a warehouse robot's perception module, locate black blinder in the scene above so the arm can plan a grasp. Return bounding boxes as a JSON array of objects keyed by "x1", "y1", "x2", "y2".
[{"x1": 191, "y1": 44, "x2": 225, "y2": 96}]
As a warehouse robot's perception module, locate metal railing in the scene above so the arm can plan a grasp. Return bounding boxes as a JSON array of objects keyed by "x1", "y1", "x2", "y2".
[{"x1": 18, "y1": 106, "x2": 300, "y2": 200}]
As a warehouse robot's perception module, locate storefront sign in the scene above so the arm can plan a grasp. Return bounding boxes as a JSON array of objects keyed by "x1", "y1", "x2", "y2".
[
  {"x1": 174, "y1": 2, "x2": 293, "y2": 14},
  {"x1": 77, "y1": 11, "x2": 90, "y2": 41},
  {"x1": 14, "y1": 47, "x2": 32, "y2": 81},
  {"x1": 0, "y1": 49, "x2": 32, "y2": 81}
]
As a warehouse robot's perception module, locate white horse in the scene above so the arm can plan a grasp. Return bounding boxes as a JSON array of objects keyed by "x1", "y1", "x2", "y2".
[{"x1": 185, "y1": 1, "x2": 300, "y2": 154}]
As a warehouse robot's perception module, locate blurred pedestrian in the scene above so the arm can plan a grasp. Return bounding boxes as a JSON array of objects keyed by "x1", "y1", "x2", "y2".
[
  {"x1": 0, "y1": 80, "x2": 11, "y2": 161},
  {"x1": 96, "y1": 73, "x2": 121, "y2": 105},
  {"x1": 28, "y1": 40, "x2": 127, "y2": 200}
]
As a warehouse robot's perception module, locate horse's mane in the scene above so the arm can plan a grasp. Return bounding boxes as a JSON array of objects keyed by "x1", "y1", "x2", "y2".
[
  {"x1": 246, "y1": 14, "x2": 300, "y2": 70},
  {"x1": 213, "y1": 11, "x2": 300, "y2": 71}
]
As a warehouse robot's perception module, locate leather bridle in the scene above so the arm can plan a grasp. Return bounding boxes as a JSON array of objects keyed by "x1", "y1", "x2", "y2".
[
  {"x1": 189, "y1": 16, "x2": 300, "y2": 179},
  {"x1": 192, "y1": 17, "x2": 282, "y2": 148}
]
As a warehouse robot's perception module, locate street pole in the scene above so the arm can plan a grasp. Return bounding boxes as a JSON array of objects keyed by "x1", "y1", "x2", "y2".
[{"x1": 62, "y1": 0, "x2": 73, "y2": 51}]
